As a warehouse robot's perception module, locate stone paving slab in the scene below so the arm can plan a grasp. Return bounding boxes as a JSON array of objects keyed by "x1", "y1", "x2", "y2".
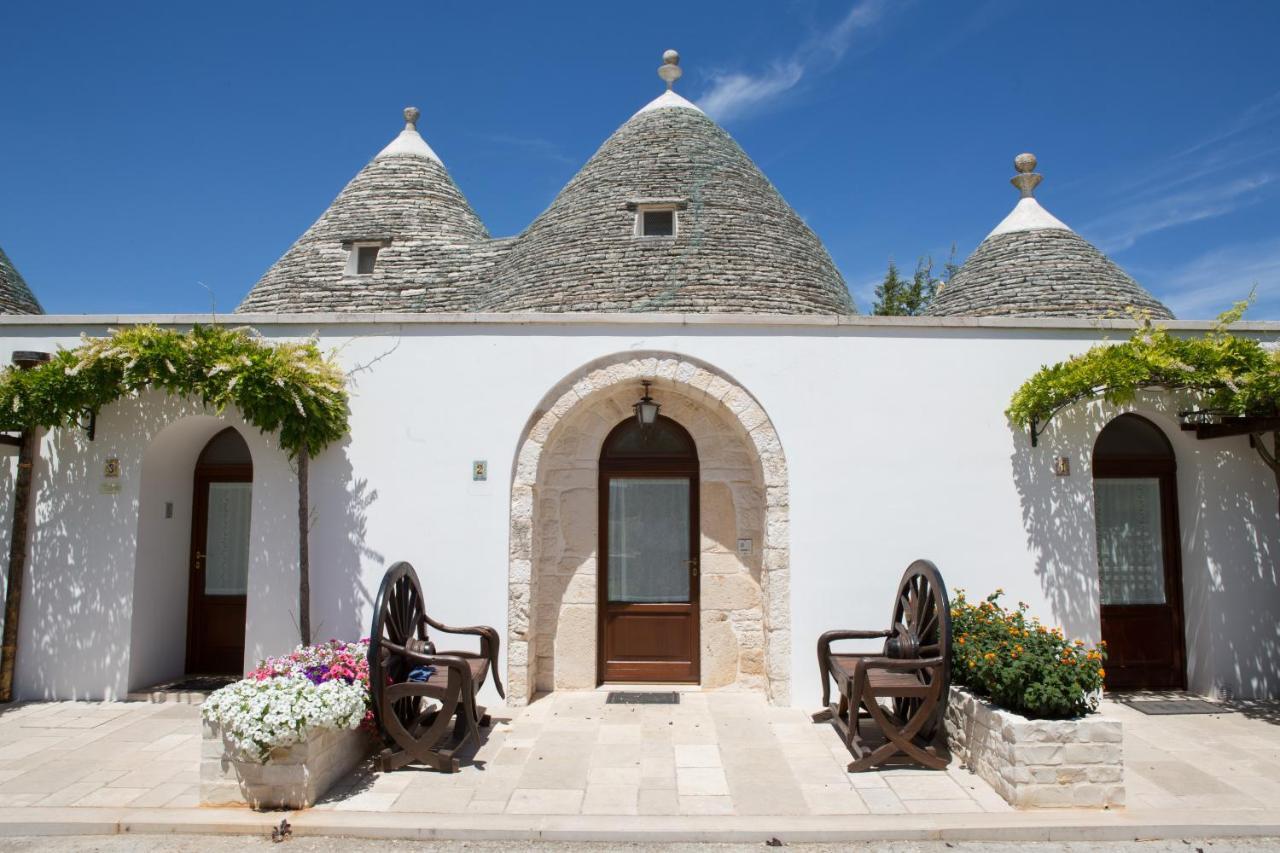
[
  {"x1": 315, "y1": 691, "x2": 1005, "y2": 817},
  {"x1": 1, "y1": 690, "x2": 1280, "y2": 836}
]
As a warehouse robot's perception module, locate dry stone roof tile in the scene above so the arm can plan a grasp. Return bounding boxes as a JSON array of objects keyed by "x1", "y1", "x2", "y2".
[
  {"x1": 478, "y1": 99, "x2": 853, "y2": 315},
  {"x1": 927, "y1": 157, "x2": 1173, "y2": 320},
  {"x1": 238, "y1": 115, "x2": 494, "y2": 314},
  {"x1": 927, "y1": 227, "x2": 1173, "y2": 319},
  {"x1": 0, "y1": 246, "x2": 43, "y2": 315}
]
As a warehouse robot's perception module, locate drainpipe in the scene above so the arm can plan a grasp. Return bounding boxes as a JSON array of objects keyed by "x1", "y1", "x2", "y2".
[{"x1": 0, "y1": 350, "x2": 51, "y2": 703}]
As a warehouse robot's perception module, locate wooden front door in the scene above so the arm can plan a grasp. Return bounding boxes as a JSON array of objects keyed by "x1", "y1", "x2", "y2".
[
  {"x1": 185, "y1": 429, "x2": 253, "y2": 674},
  {"x1": 598, "y1": 415, "x2": 700, "y2": 683},
  {"x1": 1092, "y1": 414, "x2": 1186, "y2": 691}
]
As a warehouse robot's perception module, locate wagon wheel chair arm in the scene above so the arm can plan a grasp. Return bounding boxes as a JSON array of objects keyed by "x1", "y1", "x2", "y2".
[
  {"x1": 816, "y1": 628, "x2": 892, "y2": 707},
  {"x1": 421, "y1": 616, "x2": 504, "y2": 699}
]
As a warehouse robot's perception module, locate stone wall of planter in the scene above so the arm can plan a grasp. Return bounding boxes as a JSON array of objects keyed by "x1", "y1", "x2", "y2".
[
  {"x1": 201, "y1": 721, "x2": 374, "y2": 810},
  {"x1": 945, "y1": 686, "x2": 1124, "y2": 809}
]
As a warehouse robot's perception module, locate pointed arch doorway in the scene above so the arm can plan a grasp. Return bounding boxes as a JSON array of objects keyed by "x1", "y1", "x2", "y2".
[
  {"x1": 1092, "y1": 414, "x2": 1186, "y2": 691},
  {"x1": 598, "y1": 414, "x2": 700, "y2": 683},
  {"x1": 185, "y1": 428, "x2": 253, "y2": 674}
]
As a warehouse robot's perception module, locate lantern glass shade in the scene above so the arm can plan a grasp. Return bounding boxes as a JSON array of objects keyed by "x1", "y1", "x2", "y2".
[{"x1": 636, "y1": 398, "x2": 660, "y2": 427}]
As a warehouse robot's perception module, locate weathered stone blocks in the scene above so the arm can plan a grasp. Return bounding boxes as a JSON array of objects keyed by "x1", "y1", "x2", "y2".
[
  {"x1": 945, "y1": 686, "x2": 1124, "y2": 809},
  {"x1": 201, "y1": 720, "x2": 374, "y2": 810},
  {"x1": 507, "y1": 354, "x2": 791, "y2": 705}
]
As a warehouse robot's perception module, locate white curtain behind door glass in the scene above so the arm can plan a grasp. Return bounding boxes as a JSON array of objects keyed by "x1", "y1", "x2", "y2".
[
  {"x1": 1093, "y1": 478, "x2": 1165, "y2": 605},
  {"x1": 205, "y1": 482, "x2": 252, "y2": 596},
  {"x1": 608, "y1": 478, "x2": 690, "y2": 603}
]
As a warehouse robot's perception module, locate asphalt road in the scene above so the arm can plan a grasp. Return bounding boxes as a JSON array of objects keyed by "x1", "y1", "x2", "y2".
[{"x1": 0, "y1": 836, "x2": 1276, "y2": 852}]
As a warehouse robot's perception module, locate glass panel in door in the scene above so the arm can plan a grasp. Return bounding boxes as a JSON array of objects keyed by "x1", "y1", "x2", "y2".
[
  {"x1": 1094, "y1": 477, "x2": 1166, "y2": 605},
  {"x1": 204, "y1": 482, "x2": 252, "y2": 596},
  {"x1": 607, "y1": 477, "x2": 690, "y2": 603}
]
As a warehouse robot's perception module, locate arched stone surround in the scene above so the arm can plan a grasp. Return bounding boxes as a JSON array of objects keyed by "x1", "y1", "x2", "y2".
[{"x1": 508, "y1": 353, "x2": 790, "y2": 705}]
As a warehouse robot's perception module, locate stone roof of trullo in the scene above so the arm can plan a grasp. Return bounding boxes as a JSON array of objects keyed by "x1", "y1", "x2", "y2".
[
  {"x1": 0, "y1": 245, "x2": 44, "y2": 315},
  {"x1": 237, "y1": 52, "x2": 854, "y2": 316},
  {"x1": 237, "y1": 108, "x2": 496, "y2": 313},
  {"x1": 926, "y1": 154, "x2": 1173, "y2": 320},
  {"x1": 473, "y1": 89, "x2": 853, "y2": 314}
]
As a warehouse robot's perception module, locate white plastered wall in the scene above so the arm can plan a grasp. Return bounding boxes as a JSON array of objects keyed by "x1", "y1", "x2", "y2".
[
  {"x1": 0, "y1": 317, "x2": 1274, "y2": 703},
  {"x1": 11, "y1": 390, "x2": 295, "y2": 699}
]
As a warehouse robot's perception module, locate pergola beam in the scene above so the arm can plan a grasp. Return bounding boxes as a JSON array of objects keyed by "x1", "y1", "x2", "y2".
[{"x1": 1181, "y1": 417, "x2": 1280, "y2": 440}]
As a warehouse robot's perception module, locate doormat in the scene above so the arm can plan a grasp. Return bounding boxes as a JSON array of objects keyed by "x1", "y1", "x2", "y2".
[
  {"x1": 606, "y1": 691, "x2": 680, "y2": 705},
  {"x1": 1117, "y1": 698, "x2": 1225, "y2": 715},
  {"x1": 149, "y1": 675, "x2": 238, "y2": 693}
]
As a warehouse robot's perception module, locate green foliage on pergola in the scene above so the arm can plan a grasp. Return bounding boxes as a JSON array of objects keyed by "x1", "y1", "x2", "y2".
[
  {"x1": 0, "y1": 324, "x2": 348, "y2": 457},
  {"x1": 1007, "y1": 300, "x2": 1279, "y2": 433}
]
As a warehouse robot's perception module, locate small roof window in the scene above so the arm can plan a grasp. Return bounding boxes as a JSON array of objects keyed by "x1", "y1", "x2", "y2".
[
  {"x1": 640, "y1": 209, "x2": 675, "y2": 237},
  {"x1": 345, "y1": 241, "x2": 386, "y2": 276},
  {"x1": 356, "y1": 246, "x2": 379, "y2": 274},
  {"x1": 626, "y1": 199, "x2": 685, "y2": 239}
]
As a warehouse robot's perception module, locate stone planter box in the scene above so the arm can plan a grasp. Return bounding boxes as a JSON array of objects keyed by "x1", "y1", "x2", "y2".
[
  {"x1": 945, "y1": 685, "x2": 1123, "y2": 809},
  {"x1": 201, "y1": 720, "x2": 374, "y2": 810}
]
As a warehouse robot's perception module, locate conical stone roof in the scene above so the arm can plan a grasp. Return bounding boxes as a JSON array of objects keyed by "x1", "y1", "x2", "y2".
[
  {"x1": 927, "y1": 154, "x2": 1173, "y2": 320},
  {"x1": 238, "y1": 108, "x2": 497, "y2": 313},
  {"x1": 0, "y1": 245, "x2": 44, "y2": 315},
  {"x1": 477, "y1": 56, "x2": 853, "y2": 314}
]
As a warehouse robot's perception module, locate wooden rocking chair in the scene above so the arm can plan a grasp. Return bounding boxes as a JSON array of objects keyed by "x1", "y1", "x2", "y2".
[
  {"x1": 367, "y1": 561, "x2": 504, "y2": 773},
  {"x1": 813, "y1": 559, "x2": 952, "y2": 771}
]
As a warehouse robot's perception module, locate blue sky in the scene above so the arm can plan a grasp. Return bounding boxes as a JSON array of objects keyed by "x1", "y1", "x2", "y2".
[{"x1": 2, "y1": 1, "x2": 1278, "y2": 318}]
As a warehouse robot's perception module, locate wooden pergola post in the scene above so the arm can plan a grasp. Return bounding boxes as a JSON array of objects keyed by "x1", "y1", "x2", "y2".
[{"x1": 0, "y1": 351, "x2": 50, "y2": 703}]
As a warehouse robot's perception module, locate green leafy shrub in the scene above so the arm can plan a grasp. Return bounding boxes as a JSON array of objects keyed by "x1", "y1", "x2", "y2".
[
  {"x1": 1007, "y1": 298, "x2": 1278, "y2": 432},
  {"x1": 951, "y1": 590, "x2": 1105, "y2": 719},
  {"x1": 0, "y1": 324, "x2": 348, "y2": 457}
]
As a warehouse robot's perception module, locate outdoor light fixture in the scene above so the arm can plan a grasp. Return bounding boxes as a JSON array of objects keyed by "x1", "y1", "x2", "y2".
[{"x1": 634, "y1": 380, "x2": 660, "y2": 430}]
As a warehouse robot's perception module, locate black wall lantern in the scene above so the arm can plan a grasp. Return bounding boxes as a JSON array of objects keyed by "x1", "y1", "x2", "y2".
[{"x1": 633, "y1": 380, "x2": 660, "y2": 430}]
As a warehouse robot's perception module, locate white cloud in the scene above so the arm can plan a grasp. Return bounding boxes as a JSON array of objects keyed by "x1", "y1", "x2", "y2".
[
  {"x1": 1083, "y1": 90, "x2": 1280, "y2": 255},
  {"x1": 698, "y1": 62, "x2": 805, "y2": 124},
  {"x1": 1085, "y1": 173, "x2": 1276, "y2": 254},
  {"x1": 697, "y1": 0, "x2": 889, "y2": 123},
  {"x1": 1152, "y1": 237, "x2": 1280, "y2": 319}
]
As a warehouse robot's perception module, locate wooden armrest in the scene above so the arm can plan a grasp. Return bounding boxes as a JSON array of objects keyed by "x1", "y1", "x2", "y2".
[
  {"x1": 858, "y1": 655, "x2": 946, "y2": 672},
  {"x1": 424, "y1": 616, "x2": 498, "y2": 639},
  {"x1": 819, "y1": 629, "x2": 891, "y2": 650},
  {"x1": 412, "y1": 621, "x2": 505, "y2": 701}
]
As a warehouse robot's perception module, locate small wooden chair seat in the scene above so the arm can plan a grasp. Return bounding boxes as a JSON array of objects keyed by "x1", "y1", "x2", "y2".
[
  {"x1": 814, "y1": 560, "x2": 952, "y2": 772},
  {"x1": 368, "y1": 562, "x2": 505, "y2": 774}
]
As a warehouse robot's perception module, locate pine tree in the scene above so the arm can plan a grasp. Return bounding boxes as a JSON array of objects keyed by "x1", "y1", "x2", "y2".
[
  {"x1": 943, "y1": 242, "x2": 960, "y2": 286},
  {"x1": 906, "y1": 256, "x2": 937, "y2": 314},
  {"x1": 872, "y1": 260, "x2": 908, "y2": 315},
  {"x1": 872, "y1": 247, "x2": 958, "y2": 316}
]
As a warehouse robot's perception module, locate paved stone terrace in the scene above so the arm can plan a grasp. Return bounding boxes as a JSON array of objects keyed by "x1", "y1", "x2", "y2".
[
  {"x1": 0, "y1": 690, "x2": 1279, "y2": 825},
  {"x1": 317, "y1": 691, "x2": 1007, "y2": 816}
]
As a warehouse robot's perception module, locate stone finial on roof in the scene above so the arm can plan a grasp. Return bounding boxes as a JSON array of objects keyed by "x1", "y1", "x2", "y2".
[
  {"x1": 658, "y1": 49, "x2": 682, "y2": 90},
  {"x1": 923, "y1": 150, "x2": 1174, "y2": 320},
  {"x1": 404, "y1": 106, "x2": 421, "y2": 129},
  {"x1": 1011, "y1": 152, "x2": 1042, "y2": 198}
]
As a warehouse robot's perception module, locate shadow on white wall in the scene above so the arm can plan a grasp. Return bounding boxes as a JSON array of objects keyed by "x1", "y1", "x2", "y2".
[{"x1": 1010, "y1": 393, "x2": 1280, "y2": 699}]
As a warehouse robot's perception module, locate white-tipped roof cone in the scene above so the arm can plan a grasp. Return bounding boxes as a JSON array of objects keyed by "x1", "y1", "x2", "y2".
[
  {"x1": 926, "y1": 153, "x2": 1174, "y2": 319},
  {"x1": 376, "y1": 106, "x2": 442, "y2": 162}
]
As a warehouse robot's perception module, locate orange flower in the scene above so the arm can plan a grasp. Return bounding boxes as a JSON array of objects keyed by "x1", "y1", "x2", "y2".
[{"x1": 1098, "y1": 668, "x2": 1106, "y2": 678}]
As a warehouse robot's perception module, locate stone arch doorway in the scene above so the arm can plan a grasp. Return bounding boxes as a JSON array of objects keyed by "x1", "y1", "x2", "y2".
[
  {"x1": 1092, "y1": 413, "x2": 1186, "y2": 690},
  {"x1": 508, "y1": 353, "x2": 791, "y2": 705},
  {"x1": 185, "y1": 427, "x2": 254, "y2": 674}
]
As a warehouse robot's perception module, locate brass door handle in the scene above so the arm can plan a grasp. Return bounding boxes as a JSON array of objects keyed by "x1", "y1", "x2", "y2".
[
  {"x1": 195, "y1": 552, "x2": 205, "y2": 571},
  {"x1": 687, "y1": 559, "x2": 699, "y2": 578}
]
